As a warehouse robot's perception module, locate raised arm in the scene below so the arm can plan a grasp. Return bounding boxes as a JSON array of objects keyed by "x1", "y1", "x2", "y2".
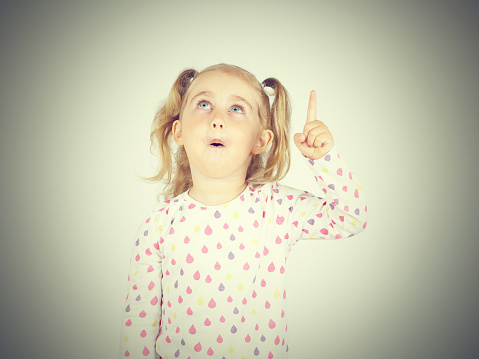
[{"x1": 288, "y1": 90, "x2": 367, "y2": 242}]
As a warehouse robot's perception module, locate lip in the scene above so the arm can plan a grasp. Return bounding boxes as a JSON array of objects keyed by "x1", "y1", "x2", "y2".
[{"x1": 209, "y1": 138, "x2": 225, "y2": 148}]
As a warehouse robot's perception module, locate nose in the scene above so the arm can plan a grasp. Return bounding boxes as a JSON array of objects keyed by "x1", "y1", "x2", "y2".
[
  {"x1": 212, "y1": 120, "x2": 223, "y2": 129},
  {"x1": 210, "y1": 111, "x2": 225, "y2": 130}
]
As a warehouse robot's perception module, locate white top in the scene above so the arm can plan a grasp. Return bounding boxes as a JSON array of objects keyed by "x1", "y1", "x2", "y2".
[{"x1": 119, "y1": 146, "x2": 368, "y2": 359}]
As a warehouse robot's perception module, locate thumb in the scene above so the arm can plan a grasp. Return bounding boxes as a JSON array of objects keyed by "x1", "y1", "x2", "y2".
[{"x1": 293, "y1": 132, "x2": 305, "y2": 148}]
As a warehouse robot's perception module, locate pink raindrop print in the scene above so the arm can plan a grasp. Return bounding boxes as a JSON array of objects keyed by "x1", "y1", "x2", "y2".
[
  {"x1": 189, "y1": 325, "x2": 196, "y2": 334},
  {"x1": 208, "y1": 299, "x2": 216, "y2": 308},
  {"x1": 205, "y1": 225, "x2": 213, "y2": 235},
  {"x1": 142, "y1": 346, "x2": 149, "y2": 356},
  {"x1": 193, "y1": 270, "x2": 200, "y2": 280}
]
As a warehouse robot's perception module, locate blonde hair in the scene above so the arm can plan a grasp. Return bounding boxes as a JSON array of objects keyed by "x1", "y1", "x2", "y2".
[{"x1": 140, "y1": 63, "x2": 292, "y2": 201}]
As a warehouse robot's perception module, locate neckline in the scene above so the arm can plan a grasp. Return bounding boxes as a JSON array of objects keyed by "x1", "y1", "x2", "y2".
[{"x1": 183, "y1": 184, "x2": 254, "y2": 208}]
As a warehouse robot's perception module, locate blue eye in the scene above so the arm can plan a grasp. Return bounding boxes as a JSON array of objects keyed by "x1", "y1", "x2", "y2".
[
  {"x1": 231, "y1": 105, "x2": 245, "y2": 113},
  {"x1": 198, "y1": 100, "x2": 211, "y2": 109},
  {"x1": 196, "y1": 99, "x2": 245, "y2": 113}
]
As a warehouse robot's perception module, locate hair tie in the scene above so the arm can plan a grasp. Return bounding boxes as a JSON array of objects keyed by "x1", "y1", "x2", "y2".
[{"x1": 261, "y1": 82, "x2": 265, "y2": 88}]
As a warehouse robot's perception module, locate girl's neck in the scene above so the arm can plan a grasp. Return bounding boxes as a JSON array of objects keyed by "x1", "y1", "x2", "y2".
[{"x1": 188, "y1": 179, "x2": 247, "y2": 206}]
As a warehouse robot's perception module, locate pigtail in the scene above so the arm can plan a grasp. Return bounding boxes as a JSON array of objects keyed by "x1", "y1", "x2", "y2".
[
  {"x1": 138, "y1": 68, "x2": 197, "y2": 200},
  {"x1": 247, "y1": 77, "x2": 292, "y2": 184}
]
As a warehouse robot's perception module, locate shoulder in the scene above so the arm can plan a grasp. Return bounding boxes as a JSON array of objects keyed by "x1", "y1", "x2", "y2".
[
  {"x1": 249, "y1": 181, "x2": 309, "y2": 204},
  {"x1": 142, "y1": 192, "x2": 187, "y2": 222}
]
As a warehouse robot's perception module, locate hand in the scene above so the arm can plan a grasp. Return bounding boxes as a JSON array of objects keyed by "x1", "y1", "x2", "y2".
[{"x1": 293, "y1": 90, "x2": 334, "y2": 160}]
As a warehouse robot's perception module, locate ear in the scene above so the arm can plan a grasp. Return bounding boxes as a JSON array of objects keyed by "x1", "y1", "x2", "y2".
[
  {"x1": 172, "y1": 120, "x2": 184, "y2": 146},
  {"x1": 252, "y1": 129, "x2": 274, "y2": 154}
]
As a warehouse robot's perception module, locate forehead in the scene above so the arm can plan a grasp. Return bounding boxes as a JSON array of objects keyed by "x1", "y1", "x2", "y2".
[{"x1": 186, "y1": 71, "x2": 260, "y2": 106}]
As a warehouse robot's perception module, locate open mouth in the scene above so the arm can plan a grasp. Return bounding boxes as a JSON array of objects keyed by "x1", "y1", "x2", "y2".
[{"x1": 209, "y1": 139, "x2": 225, "y2": 148}]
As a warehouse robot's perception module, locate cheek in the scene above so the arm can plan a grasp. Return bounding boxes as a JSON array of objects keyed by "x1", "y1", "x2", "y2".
[
  {"x1": 235, "y1": 128, "x2": 260, "y2": 151},
  {"x1": 180, "y1": 121, "x2": 199, "y2": 140}
]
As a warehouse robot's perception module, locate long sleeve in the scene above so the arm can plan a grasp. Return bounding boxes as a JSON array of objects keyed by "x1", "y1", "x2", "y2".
[
  {"x1": 120, "y1": 209, "x2": 163, "y2": 358},
  {"x1": 282, "y1": 145, "x2": 368, "y2": 244}
]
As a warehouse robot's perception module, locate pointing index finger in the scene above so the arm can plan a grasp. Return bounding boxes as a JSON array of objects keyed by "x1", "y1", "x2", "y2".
[{"x1": 306, "y1": 90, "x2": 316, "y2": 123}]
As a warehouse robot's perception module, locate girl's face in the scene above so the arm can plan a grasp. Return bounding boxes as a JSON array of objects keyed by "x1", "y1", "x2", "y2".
[{"x1": 173, "y1": 71, "x2": 272, "y2": 182}]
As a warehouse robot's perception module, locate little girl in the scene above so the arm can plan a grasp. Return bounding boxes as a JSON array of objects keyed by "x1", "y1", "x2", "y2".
[{"x1": 120, "y1": 63, "x2": 367, "y2": 359}]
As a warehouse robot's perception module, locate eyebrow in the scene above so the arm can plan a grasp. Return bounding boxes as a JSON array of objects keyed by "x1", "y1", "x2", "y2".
[{"x1": 188, "y1": 91, "x2": 253, "y2": 111}]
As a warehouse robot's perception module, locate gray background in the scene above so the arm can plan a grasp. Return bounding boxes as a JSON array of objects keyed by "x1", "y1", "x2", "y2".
[{"x1": 1, "y1": 1, "x2": 478, "y2": 358}]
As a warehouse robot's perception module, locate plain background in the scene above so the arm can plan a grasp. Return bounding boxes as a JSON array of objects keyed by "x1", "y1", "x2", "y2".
[{"x1": 1, "y1": 1, "x2": 478, "y2": 358}]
